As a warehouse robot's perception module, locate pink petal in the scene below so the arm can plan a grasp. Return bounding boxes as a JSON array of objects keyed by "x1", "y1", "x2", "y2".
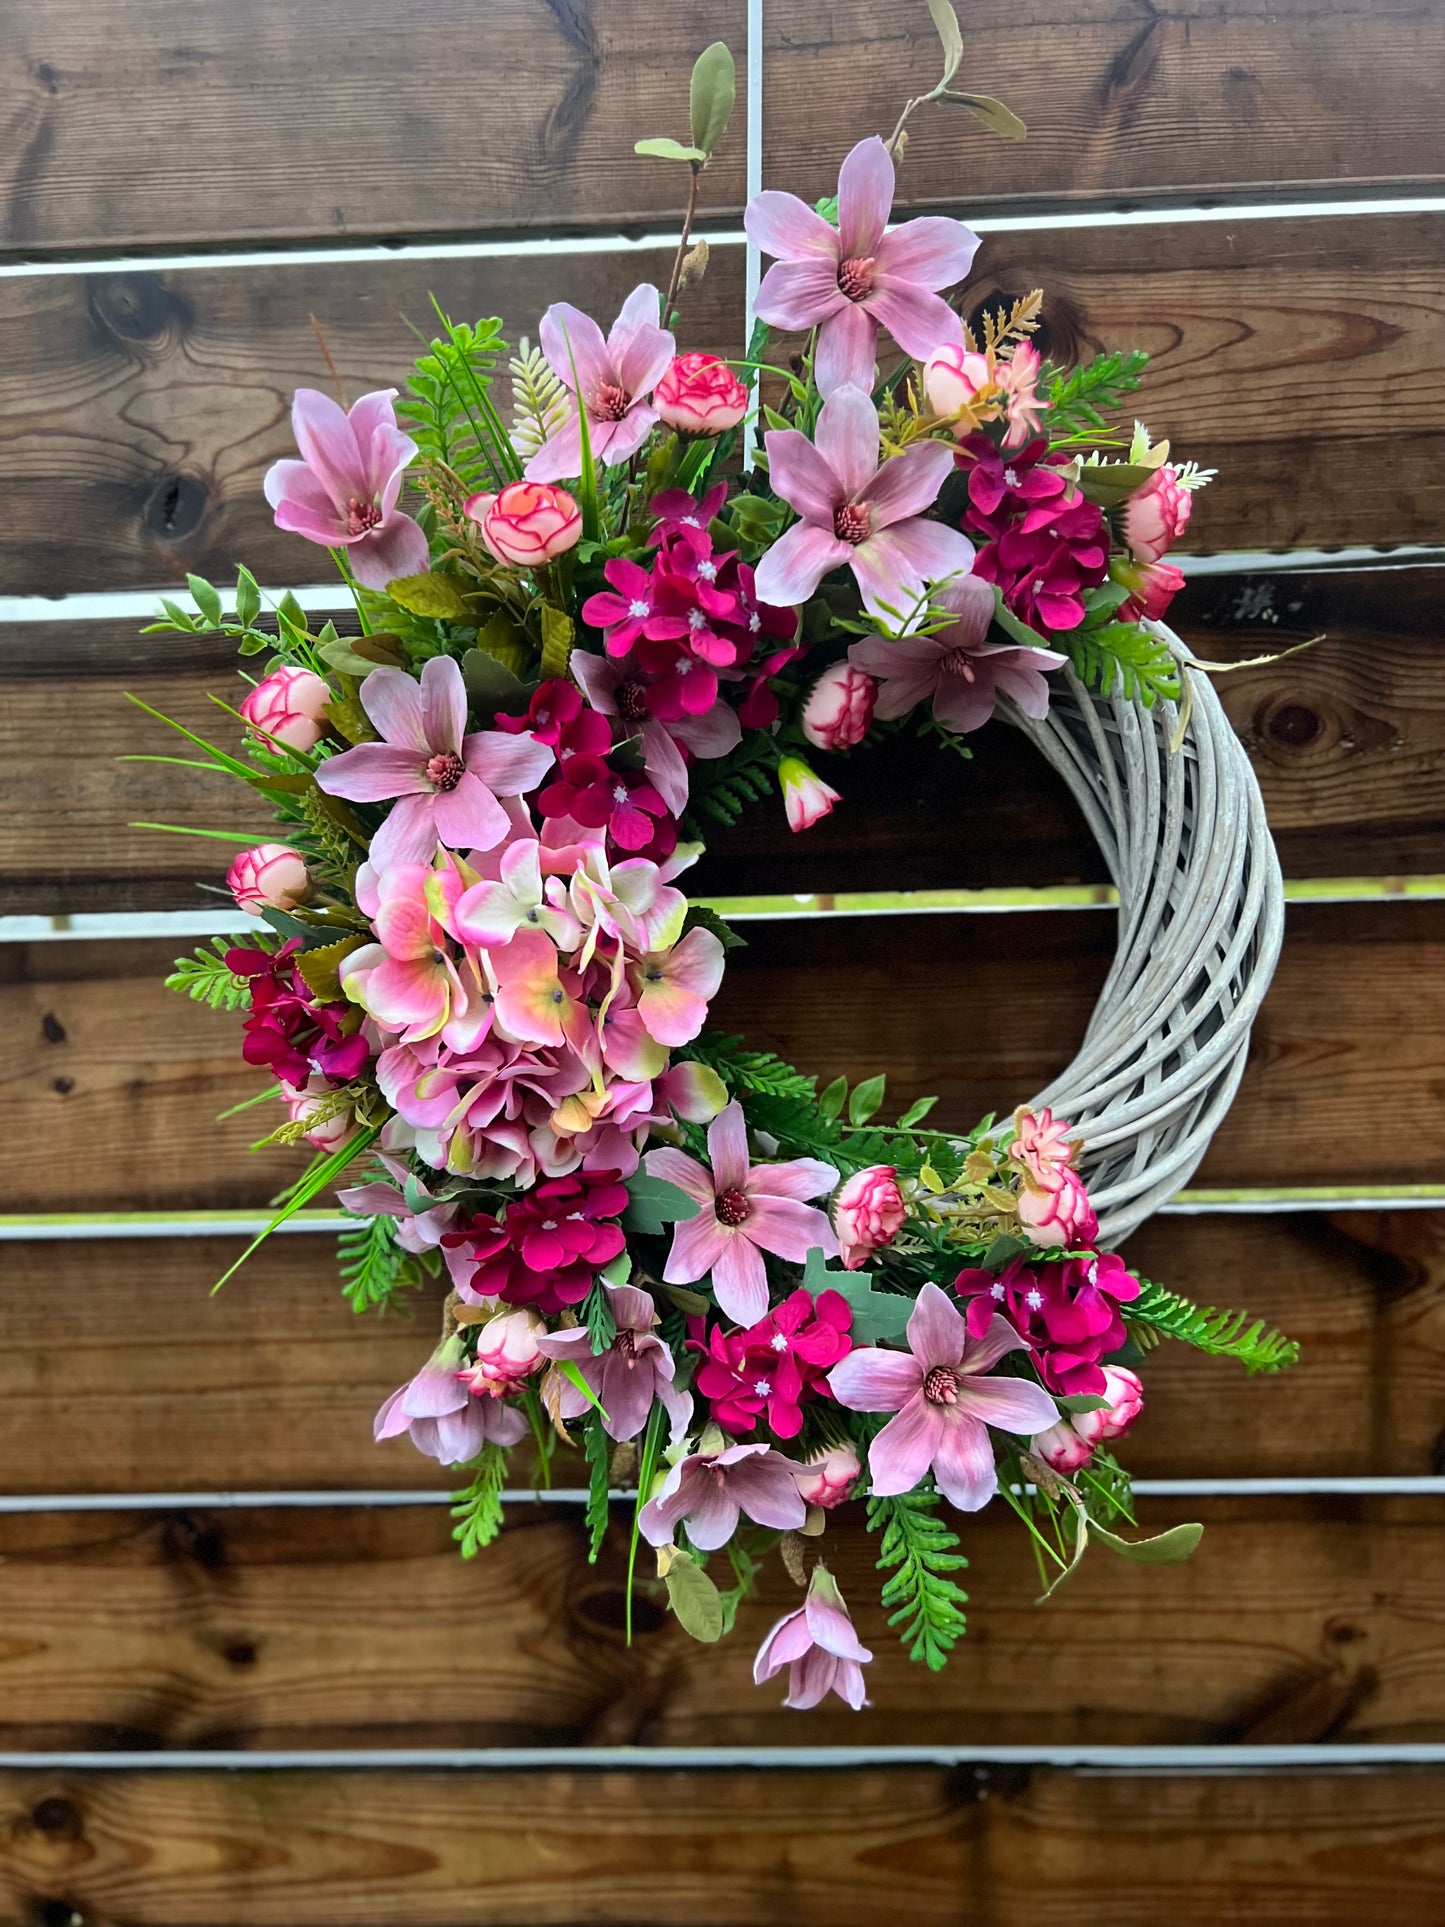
[
  {"x1": 930, "y1": 1411, "x2": 999, "y2": 1512},
  {"x1": 827, "y1": 1346, "x2": 922, "y2": 1412},
  {"x1": 639, "y1": 719, "x2": 690, "y2": 817},
  {"x1": 731, "y1": 1457, "x2": 808, "y2": 1532},
  {"x1": 749, "y1": 1155, "x2": 837, "y2": 1203},
  {"x1": 367, "y1": 422, "x2": 421, "y2": 516},
  {"x1": 369, "y1": 793, "x2": 443, "y2": 870},
  {"x1": 836, "y1": 136, "x2": 894, "y2": 258},
  {"x1": 709, "y1": 1233, "x2": 770, "y2": 1325},
  {"x1": 962, "y1": 1312, "x2": 1033, "y2": 1375},
  {"x1": 665, "y1": 925, "x2": 726, "y2": 998},
  {"x1": 867, "y1": 1394, "x2": 944, "y2": 1495},
  {"x1": 874, "y1": 215, "x2": 979, "y2": 292},
  {"x1": 814, "y1": 302, "x2": 880, "y2": 398},
  {"x1": 754, "y1": 520, "x2": 853, "y2": 609},
  {"x1": 934, "y1": 574, "x2": 996, "y2": 641},
  {"x1": 316, "y1": 741, "x2": 428, "y2": 804},
  {"x1": 764, "y1": 427, "x2": 844, "y2": 526},
  {"x1": 858, "y1": 440, "x2": 956, "y2": 528},
  {"x1": 264, "y1": 458, "x2": 343, "y2": 532},
  {"x1": 363, "y1": 954, "x2": 450, "y2": 1034},
  {"x1": 357, "y1": 667, "x2": 429, "y2": 753},
  {"x1": 432, "y1": 770, "x2": 510, "y2": 851},
  {"x1": 637, "y1": 978, "x2": 708, "y2": 1049},
  {"x1": 594, "y1": 404, "x2": 658, "y2": 467},
  {"x1": 746, "y1": 189, "x2": 842, "y2": 262},
  {"x1": 466, "y1": 730, "x2": 555, "y2": 797},
  {"x1": 754, "y1": 1607, "x2": 813, "y2": 1680},
  {"x1": 346, "y1": 388, "x2": 403, "y2": 466},
  {"x1": 609, "y1": 284, "x2": 674, "y2": 396},
  {"x1": 539, "y1": 301, "x2": 612, "y2": 399},
  {"x1": 815, "y1": 384, "x2": 881, "y2": 503},
  {"x1": 671, "y1": 703, "x2": 742, "y2": 759},
  {"x1": 570, "y1": 650, "x2": 624, "y2": 711},
  {"x1": 931, "y1": 673, "x2": 997, "y2": 733},
  {"x1": 642, "y1": 1145, "x2": 715, "y2": 1207},
  {"x1": 742, "y1": 1196, "x2": 839, "y2": 1264},
  {"x1": 803, "y1": 1593, "x2": 872, "y2": 1663},
  {"x1": 707, "y1": 1100, "x2": 751, "y2": 1193},
  {"x1": 349, "y1": 512, "x2": 430, "y2": 591},
  {"x1": 289, "y1": 387, "x2": 362, "y2": 506},
  {"x1": 598, "y1": 1356, "x2": 656, "y2": 1442},
  {"x1": 754, "y1": 257, "x2": 847, "y2": 331},
  {"x1": 959, "y1": 1373, "x2": 1061, "y2": 1438},
  {"x1": 419, "y1": 654, "x2": 466, "y2": 755},
  {"x1": 993, "y1": 653, "x2": 1066, "y2": 719},
  {"x1": 906, "y1": 1281, "x2": 967, "y2": 1371},
  {"x1": 524, "y1": 412, "x2": 584, "y2": 484},
  {"x1": 847, "y1": 634, "x2": 946, "y2": 718},
  {"x1": 866, "y1": 280, "x2": 966, "y2": 361},
  {"x1": 681, "y1": 1477, "x2": 743, "y2": 1552},
  {"x1": 664, "y1": 1208, "x2": 733, "y2": 1286}
]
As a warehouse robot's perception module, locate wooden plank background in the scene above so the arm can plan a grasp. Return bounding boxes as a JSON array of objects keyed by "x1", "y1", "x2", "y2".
[{"x1": 3, "y1": 1, "x2": 1445, "y2": 1920}]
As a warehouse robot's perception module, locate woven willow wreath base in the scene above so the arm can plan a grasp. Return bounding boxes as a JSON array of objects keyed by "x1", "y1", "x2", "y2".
[{"x1": 1004, "y1": 629, "x2": 1284, "y2": 1245}]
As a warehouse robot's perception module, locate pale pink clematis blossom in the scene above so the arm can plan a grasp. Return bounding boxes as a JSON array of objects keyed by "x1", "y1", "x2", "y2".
[
  {"x1": 829, "y1": 1283, "x2": 1059, "y2": 1512},
  {"x1": 316, "y1": 655, "x2": 554, "y2": 868},
  {"x1": 374, "y1": 1334, "x2": 527, "y2": 1465},
  {"x1": 639, "y1": 1433, "x2": 807, "y2": 1550},
  {"x1": 536, "y1": 1282, "x2": 693, "y2": 1441},
  {"x1": 645, "y1": 1101, "x2": 838, "y2": 1324},
  {"x1": 746, "y1": 136, "x2": 978, "y2": 396},
  {"x1": 525, "y1": 285, "x2": 675, "y2": 482},
  {"x1": 756, "y1": 385, "x2": 973, "y2": 622},
  {"x1": 753, "y1": 1563, "x2": 872, "y2": 1709},
  {"x1": 264, "y1": 387, "x2": 429, "y2": 589}
]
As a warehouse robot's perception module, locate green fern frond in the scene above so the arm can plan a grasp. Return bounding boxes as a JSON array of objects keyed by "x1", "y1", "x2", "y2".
[
  {"x1": 509, "y1": 338, "x2": 571, "y2": 461},
  {"x1": 398, "y1": 310, "x2": 517, "y2": 495},
  {"x1": 1042, "y1": 348, "x2": 1149, "y2": 437},
  {"x1": 1069, "y1": 621, "x2": 1182, "y2": 708},
  {"x1": 165, "y1": 936, "x2": 256, "y2": 1011},
  {"x1": 681, "y1": 730, "x2": 783, "y2": 837},
  {"x1": 583, "y1": 1412, "x2": 612, "y2": 1564},
  {"x1": 1129, "y1": 1277, "x2": 1299, "y2": 1374},
  {"x1": 336, "y1": 1211, "x2": 423, "y2": 1315},
  {"x1": 451, "y1": 1441, "x2": 510, "y2": 1557},
  {"x1": 867, "y1": 1487, "x2": 969, "y2": 1669}
]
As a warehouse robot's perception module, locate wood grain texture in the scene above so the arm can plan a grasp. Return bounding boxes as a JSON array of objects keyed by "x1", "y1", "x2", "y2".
[
  {"x1": 1, "y1": 1495, "x2": 1443, "y2": 1750},
  {"x1": 7, "y1": 569, "x2": 1445, "y2": 915},
  {"x1": 2, "y1": 1211, "x2": 1441, "y2": 1493},
  {"x1": 3, "y1": 901, "x2": 1441, "y2": 1213},
  {"x1": 3, "y1": 1765, "x2": 1440, "y2": 1927}
]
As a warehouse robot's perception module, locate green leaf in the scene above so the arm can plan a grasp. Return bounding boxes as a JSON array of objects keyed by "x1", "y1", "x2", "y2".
[
  {"x1": 1089, "y1": 1520, "x2": 1203, "y2": 1565},
  {"x1": 868, "y1": 1488, "x2": 969, "y2": 1670},
  {"x1": 981, "y1": 1233, "x2": 1031, "y2": 1273},
  {"x1": 848, "y1": 1073, "x2": 886, "y2": 1125},
  {"x1": 940, "y1": 90, "x2": 1028, "y2": 140},
  {"x1": 234, "y1": 567, "x2": 262, "y2": 630},
  {"x1": 294, "y1": 933, "x2": 368, "y2": 1005},
  {"x1": 680, "y1": 903, "x2": 747, "y2": 952},
  {"x1": 926, "y1": 0, "x2": 964, "y2": 84},
  {"x1": 834, "y1": 1272, "x2": 912, "y2": 1345},
  {"x1": 186, "y1": 573, "x2": 223, "y2": 628},
  {"x1": 658, "y1": 1544, "x2": 725, "y2": 1642},
  {"x1": 895, "y1": 1095, "x2": 938, "y2": 1130},
  {"x1": 689, "y1": 41, "x2": 736, "y2": 159},
  {"x1": 461, "y1": 644, "x2": 533, "y2": 716},
  {"x1": 818, "y1": 1075, "x2": 848, "y2": 1121},
  {"x1": 164, "y1": 937, "x2": 254, "y2": 1012},
  {"x1": 1129, "y1": 1277, "x2": 1299, "y2": 1375},
  {"x1": 634, "y1": 136, "x2": 707, "y2": 164},
  {"x1": 622, "y1": 1172, "x2": 700, "y2": 1237},
  {"x1": 539, "y1": 604, "x2": 574, "y2": 681},
  {"x1": 337, "y1": 1211, "x2": 423, "y2": 1315},
  {"x1": 451, "y1": 1442, "x2": 509, "y2": 1557},
  {"x1": 1055, "y1": 1393, "x2": 1112, "y2": 1415},
  {"x1": 583, "y1": 1411, "x2": 612, "y2": 1563},
  {"x1": 386, "y1": 572, "x2": 470, "y2": 620},
  {"x1": 557, "y1": 1358, "x2": 609, "y2": 1422}
]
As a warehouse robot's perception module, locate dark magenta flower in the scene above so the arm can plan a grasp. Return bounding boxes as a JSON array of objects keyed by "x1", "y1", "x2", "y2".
[
  {"x1": 536, "y1": 752, "x2": 673, "y2": 851},
  {"x1": 690, "y1": 1287, "x2": 854, "y2": 1438},
  {"x1": 953, "y1": 1251, "x2": 1141, "y2": 1398},
  {"x1": 448, "y1": 1170, "x2": 630, "y2": 1314}
]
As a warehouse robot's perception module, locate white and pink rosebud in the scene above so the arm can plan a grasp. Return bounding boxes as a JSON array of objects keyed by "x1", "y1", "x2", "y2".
[
  {"x1": 1031, "y1": 1418, "x2": 1096, "y2": 1475},
  {"x1": 1122, "y1": 464, "x2": 1192, "y2": 564},
  {"x1": 792, "y1": 1441, "x2": 862, "y2": 1511},
  {"x1": 833, "y1": 1164, "x2": 906, "y2": 1270},
  {"x1": 239, "y1": 664, "x2": 332, "y2": 752},
  {"x1": 1113, "y1": 555, "x2": 1187, "y2": 624},
  {"x1": 778, "y1": 755, "x2": 841, "y2": 834},
  {"x1": 1032, "y1": 1366, "x2": 1144, "y2": 1473},
  {"x1": 458, "y1": 1308, "x2": 547, "y2": 1397},
  {"x1": 466, "y1": 479, "x2": 582, "y2": 567},
  {"x1": 922, "y1": 342, "x2": 992, "y2": 425},
  {"x1": 280, "y1": 1078, "x2": 355, "y2": 1153},
  {"x1": 801, "y1": 661, "x2": 878, "y2": 753},
  {"x1": 1018, "y1": 1165, "x2": 1098, "y2": 1249},
  {"x1": 226, "y1": 842, "x2": 312, "y2": 913},
  {"x1": 653, "y1": 351, "x2": 749, "y2": 435}
]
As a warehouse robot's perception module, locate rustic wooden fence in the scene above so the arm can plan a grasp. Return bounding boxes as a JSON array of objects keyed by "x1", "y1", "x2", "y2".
[{"x1": 3, "y1": 2, "x2": 1445, "y2": 1920}]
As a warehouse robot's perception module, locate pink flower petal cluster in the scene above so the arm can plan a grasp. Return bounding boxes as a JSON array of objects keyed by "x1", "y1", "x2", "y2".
[
  {"x1": 953, "y1": 1251, "x2": 1141, "y2": 1397},
  {"x1": 646, "y1": 1101, "x2": 839, "y2": 1324},
  {"x1": 690, "y1": 1287, "x2": 854, "y2": 1438},
  {"x1": 375, "y1": 1334, "x2": 527, "y2": 1465},
  {"x1": 957, "y1": 435, "x2": 1109, "y2": 635},
  {"x1": 465, "y1": 480, "x2": 581, "y2": 566},
  {"x1": 239, "y1": 665, "x2": 332, "y2": 753},
  {"x1": 447, "y1": 1168, "x2": 630, "y2": 1314},
  {"x1": 792, "y1": 1440, "x2": 863, "y2": 1510},
  {"x1": 746, "y1": 136, "x2": 978, "y2": 397},
  {"x1": 639, "y1": 1435, "x2": 807, "y2": 1550},
  {"x1": 754, "y1": 1563, "x2": 872, "y2": 1710},
  {"x1": 536, "y1": 1281, "x2": 693, "y2": 1441},
  {"x1": 801, "y1": 660, "x2": 877, "y2": 752},
  {"x1": 264, "y1": 388, "x2": 429, "y2": 590},
  {"x1": 227, "y1": 843, "x2": 311, "y2": 913},
  {"x1": 1123, "y1": 465, "x2": 1192, "y2": 564},
  {"x1": 226, "y1": 938, "x2": 371, "y2": 1090},
  {"x1": 654, "y1": 352, "x2": 749, "y2": 435},
  {"x1": 1032, "y1": 1363, "x2": 1145, "y2": 1473},
  {"x1": 525, "y1": 285, "x2": 675, "y2": 481},
  {"x1": 779, "y1": 755, "x2": 841, "y2": 833}
]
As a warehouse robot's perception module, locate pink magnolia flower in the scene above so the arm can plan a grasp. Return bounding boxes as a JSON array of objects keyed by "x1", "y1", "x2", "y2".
[
  {"x1": 239, "y1": 665, "x2": 332, "y2": 753},
  {"x1": 829, "y1": 1284, "x2": 1059, "y2": 1512},
  {"x1": 1123, "y1": 465, "x2": 1192, "y2": 564},
  {"x1": 754, "y1": 1563, "x2": 872, "y2": 1709},
  {"x1": 833, "y1": 1164, "x2": 906, "y2": 1269},
  {"x1": 535, "y1": 1281, "x2": 693, "y2": 1441},
  {"x1": 375, "y1": 1334, "x2": 527, "y2": 1465},
  {"x1": 645, "y1": 1100, "x2": 839, "y2": 1324},
  {"x1": 746, "y1": 135, "x2": 978, "y2": 396},
  {"x1": 793, "y1": 1440, "x2": 862, "y2": 1510},
  {"x1": 465, "y1": 480, "x2": 581, "y2": 566},
  {"x1": 849, "y1": 577, "x2": 1066, "y2": 733},
  {"x1": 525, "y1": 285, "x2": 675, "y2": 482},
  {"x1": 227, "y1": 843, "x2": 311, "y2": 912},
  {"x1": 1018, "y1": 1166, "x2": 1098, "y2": 1250},
  {"x1": 316, "y1": 654, "x2": 554, "y2": 869},
  {"x1": 779, "y1": 754, "x2": 841, "y2": 833},
  {"x1": 264, "y1": 387, "x2": 429, "y2": 590},
  {"x1": 639, "y1": 1434, "x2": 807, "y2": 1550},
  {"x1": 756, "y1": 385, "x2": 972, "y2": 621},
  {"x1": 1032, "y1": 1364, "x2": 1144, "y2": 1473},
  {"x1": 653, "y1": 352, "x2": 749, "y2": 434},
  {"x1": 801, "y1": 660, "x2": 878, "y2": 751}
]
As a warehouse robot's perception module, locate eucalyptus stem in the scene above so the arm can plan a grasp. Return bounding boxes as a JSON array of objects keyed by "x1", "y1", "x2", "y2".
[{"x1": 662, "y1": 165, "x2": 703, "y2": 326}]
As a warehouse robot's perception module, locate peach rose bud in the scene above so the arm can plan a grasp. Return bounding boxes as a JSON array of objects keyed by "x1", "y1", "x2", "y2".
[
  {"x1": 793, "y1": 1440, "x2": 863, "y2": 1510},
  {"x1": 923, "y1": 343, "x2": 993, "y2": 426},
  {"x1": 466, "y1": 480, "x2": 582, "y2": 567},
  {"x1": 1122, "y1": 464, "x2": 1192, "y2": 564},
  {"x1": 227, "y1": 843, "x2": 312, "y2": 912},
  {"x1": 833, "y1": 1164, "x2": 906, "y2": 1270},
  {"x1": 238, "y1": 665, "x2": 332, "y2": 752},
  {"x1": 653, "y1": 352, "x2": 749, "y2": 435}
]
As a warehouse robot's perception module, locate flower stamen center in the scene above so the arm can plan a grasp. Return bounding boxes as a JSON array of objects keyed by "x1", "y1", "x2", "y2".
[
  {"x1": 838, "y1": 256, "x2": 876, "y2": 302},
  {"x1": 923, "y1": 1365, "x2": 960, "y2": 1406},
  {"x1": 941, "y1": 648, "x2": 977, "y2": 681},
  {"x1": 715, "y1": 1187, "x2": 751, "y2": 1227},
  {"x1": 593, "y1": 381, "x2": 631, "y2": 422},
  {"x1": 617, "y1": 679, "x2": 650, "y2": 720},
  {"x1": 425, "y1": 750, "x2": 466, "y2": 792},
  {"x1": 834, "y1": 501, "x2": 872, "y2": 545},
  {"x1": 345, "y1": 496, "x2": 382, "y2": 536}
]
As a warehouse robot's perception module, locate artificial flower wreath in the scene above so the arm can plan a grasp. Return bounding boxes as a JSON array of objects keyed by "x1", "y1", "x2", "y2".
[{"x1": 144, "y1": 19, "x2": 1295, "y2": 1707}]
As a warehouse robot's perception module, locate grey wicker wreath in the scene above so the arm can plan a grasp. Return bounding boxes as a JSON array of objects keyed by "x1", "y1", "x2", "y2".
[{"x1": 1000, "y1": 627, "x2": 1284, "y2": 1245}]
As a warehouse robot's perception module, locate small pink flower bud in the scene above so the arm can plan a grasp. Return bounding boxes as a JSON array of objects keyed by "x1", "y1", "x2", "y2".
[
  {"x1": 459, "y1": 1308, "x2": 547, "y2": 1397},
  {"x1": 1112, "y1": 555, "x2": 1186, "y2": 624},
  {"x1": 1031, "y1": 1418, "x2": 1096, "y2": 1475},
  {"x1": 227, "y1": 842, "x2": 312, "y2": 912},
  {"x1": 239, "y1": 665, "x2": 332, "y2": 752},
  {"x1": 466, "y1": 480, "x2": 582, "y2": 566},
  {"x1": 922, "y1": 342, "x2": 993, "y2": 426},
  {"x1": 280, "y1": 1078, "x2": 354, "y2": 1153},
  {"x1": 833, "y1": 1164, "x2": 906, "y2": 1270},
  {"x1": 653, "y1": 351, "x2": 749, "y2": 435},
  {"x1": 1018, "y1": 1165, "x2": 1098, "y2": 1249},
  {"x1": 1072, "y1": 1365, "x2": 1144, "y2": 1446},
  {"x1": 792, "y1": 1440, "x2": 862, "y2": 1510},
  {"x1": 778, "y1": 755, "x2": 840, "y2": 834},
  {"x1": 1122, "y1": 465, "x2": 1192, "y2": 564},
  {"x1": 801, "y1": 661, "x2": 878, "y2": 752}
]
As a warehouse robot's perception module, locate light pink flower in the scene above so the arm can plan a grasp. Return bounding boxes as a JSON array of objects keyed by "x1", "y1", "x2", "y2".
[
  {"x1": 849, "y1": 575, "x2": 1066, "y2": 733},
  {"x1": 457, "y1": 1308, "x2": 547, "y2": 1397},
  {"x1": 340, "y1": 862, "x2": 475, "y2": 1042},
  {"x1": 227, "y1": 843, "x2": 311, "y2": 913},
  {"x1": 639, "y1": 1435, "x2": 807, "y2": 1550},
  {"x1": 1010, "y1": 1108, "x2": 1078, "y2": 1192},
  {"x1": 316, "y1": 655, "x2": 554, "y2": 868},
  {"x1": 779, "y1": 754, "x2": 841, "y2": 833},
  {"x1": 279, "y1": 1076, "x2": 354, "y2": 1153},
  {"x1": 239, "y1": 665, "x2": 332, "y2": 753},
  {"x1": 536, "y1": 1282, "x2": 693, "y2": 1442},
  {"x1": 746, "y1": 136, "x2": 978, "y2": 396},
  {"x1": 645, "y1": 1100, "x2": 838, "y2": 1324},
  {"x1": 754, "y1": 1563, "x2": 872, "y2": 1709},
  {"x1": 801, "y1": 660, "x2": 878, "y2": 751},
  {"x1": 465, "y1": 480, "x2": 582, "y2": 566},
  {"x1": 997, "y1": 340, "x2": 1044, "y2": 447},
  {"x1": 375, "y1": 1334, "x2": 527, "y2": 1465},
  {"x1": 264, "y1": 387, "x2": 429, "y2": 590},
  {"x1": 525, "y1": 285, "x2": 675, "y2": 482},
  {"x1": 571, "y1": 648, "x2": 742, "y2": 815},
  {"x1": 793, "y1": 1440, "x2": 862, "y2": 1511},
  {"x1": 653, "y1": 352, "x2": 749, "y2": 434},
  {"x1": 833, "y1": 1164, "x2": 906, "y2": 1270},
  {"x1": 1123, "y1": 464, "x2": 1192, "y2": 564},
  {"x1": 922, "y1": 343, "x2": 993, "y2": 424},
  {"x1": 756, "y1": 385, "x2": 972, "y2": 621},
  {"x1": 451, "y1": 839, "x2": 582, "y2": 950},
  {"x1": 1031, "y1": 1416, "x2": 1096, "y2": 1475},
  {"x1": 486, "y1": 927, "x2": 586, "y2": 1051},
  {"x1": 1113, "y1": 555, "x2": 1186, "y2": 624},
  {"x1": 629, "y1": 923, "x2": 726, "y2": 1048},
  {"x1": 829, "y1": 1284, "x2": 1059, "y2": 1511},
  {"x1": 1018, "y1": 1166, "x2": 1098, "y2": 1250}
]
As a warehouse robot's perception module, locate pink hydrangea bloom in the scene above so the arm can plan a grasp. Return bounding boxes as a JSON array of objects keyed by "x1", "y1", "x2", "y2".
[
  {"x1": 953, "y1": 1252, "x2": 1140, "y2": 1398},
  {"x1": 756, "y1": 385, "x2": 972, "y2": 622},
  {"x1": 264, "y1": 387, "x2": 429, "y2": 590},
  {"x1": 316, "y1": 655, "x2": 554, "y2": 868},
  {"x1": 525, "y1": 285, "x2": 675, "y2": 481},
  {"x1": 535, "y1": 1282, "x2": 693, "y2": 1442},
  {"x1": 645, "y1": 1100, "x2": 839, "y2": 1324},
  {"x1": 746, "y1": 136, "x2": 978, "y2": 396},
  {"x1": 639, "y1": 1435, "x2": 807, "y2": 1550},
  {"x1": 829, "y1": 1284, "x2": 1059, "y2": 1511},
  {"x1": 754, "y1": 1563, "x2": 872, "y2": 1710}
]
